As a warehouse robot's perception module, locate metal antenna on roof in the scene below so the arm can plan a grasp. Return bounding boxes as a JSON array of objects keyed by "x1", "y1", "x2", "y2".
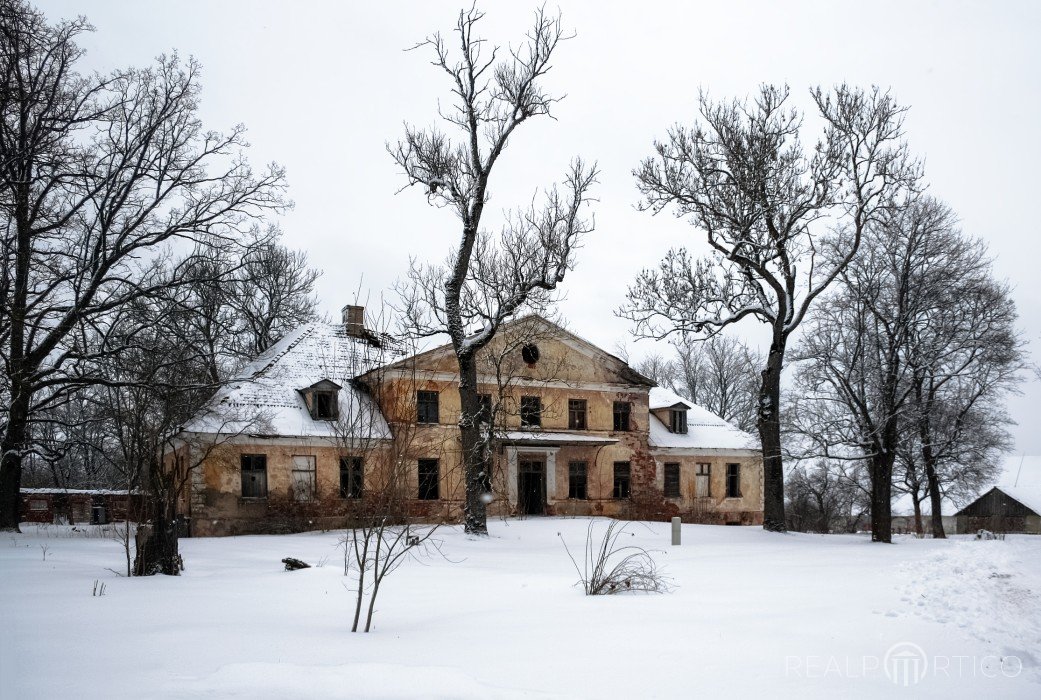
[{"x1": 1014, "y1": 453, "x2": 1025, "y2": 487}]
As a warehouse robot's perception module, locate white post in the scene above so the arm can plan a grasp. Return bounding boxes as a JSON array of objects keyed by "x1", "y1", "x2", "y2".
[{"x1": 671, "y1": 516, "x2": 681, "y2": 546}]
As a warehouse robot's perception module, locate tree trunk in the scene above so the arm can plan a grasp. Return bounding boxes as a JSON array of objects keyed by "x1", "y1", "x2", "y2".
[
  {"x1": 456, "y1": 353, "x2": 488, "y2": 535},
  {"x1": 869, "y1": 452, "x2": 894, "y2": 543},
  {"x1": 758, "y1": 338, "x2": 786, "y2": 533},
  {"x1": 924, "y1": 465, "x2": 946, "y2": 539},
  {"x1": 133, "y1": 508, "x2": 181, "y2": 575},
  {"x1": 0, "y1": 393, "x2": 30, "y2": 531},
  {"x1": 912, "y1": 496, "x2": 923, "y2": 536}
]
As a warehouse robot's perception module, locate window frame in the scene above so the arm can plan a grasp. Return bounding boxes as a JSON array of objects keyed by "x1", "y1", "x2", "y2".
[
  {"x1": 477, "y1": 393, "x2": 493, "y2": 424},
  {"x1": 240, "y1": 454, "x2": 268, "y2": 499},
  {"x1": 726, "y1": 463, "x2": 741, "y2": 498},
  {"x1": 311, "y1": 390, "x2": 338, "y2": 421},
  {"x1": 339, "y1": 456, "x2": 363, "y2": 499},
  {"x1": 664, "y1": 462, "x2": 681, "y2": 498},
  {"x1": 416, "y1": 390, "x2": 440, "y2": 424},
  {"x1": 418, "y1": 458, "x2": 440, "y2": 500},
  {"x1": 695, "y1": 462, "x2": 711, "y2": 498},
  {"x1": 613, "y1": 461, "x2": 631, "y2": 499},
  {"x1": 291, "y1": 455, "x2": 317, "y2": 502},
  {"x1": 670, "y1": 408, "x2": 687, "y2": 434},
  {"x1": 568, "y1": 461, "x2": 588, "y2": 500},
  {"x1": 520, "y1": 395, "x2": 542, "y2": 428},
  {"x1": 612, "y1": 401, "x2": 631, "y2": 432},
  {"x1": 567, "y1": 399, "x2": 587, "y2": 431}
]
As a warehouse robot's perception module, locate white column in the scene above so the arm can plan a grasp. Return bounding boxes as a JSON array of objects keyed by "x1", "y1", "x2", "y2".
[
  {"x1": 545, "y1": 448, "x2": 559, "y2": 504},
  {"x1": 506, "y1": 446, "x2": 519, "y2": 507}
]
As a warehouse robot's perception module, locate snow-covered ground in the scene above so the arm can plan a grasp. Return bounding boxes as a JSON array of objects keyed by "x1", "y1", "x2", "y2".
[{"x1": 2, "y1": 519, "x2": 1039, "y2": 699}]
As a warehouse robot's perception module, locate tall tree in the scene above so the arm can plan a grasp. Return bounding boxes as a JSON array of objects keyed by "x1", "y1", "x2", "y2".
[
  {"x1": 621, "y1": 84, "x2": 915, "y2": 532},
  {"x1": 0, "y1": 1, "x2": 286, "y2": 529},
  {"x1": 391, "y1": 7, "x2": 597, "y2": 534}
]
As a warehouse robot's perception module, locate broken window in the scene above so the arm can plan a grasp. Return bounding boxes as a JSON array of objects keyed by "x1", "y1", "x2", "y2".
[
  {"x1": 417, "y1": 390, "x2": 440, "y2": 424},
  {"x1": 696, "y1": 462, "x2": 711, "y2": 498},
  {"x1": 311, "y1": 390, "x2": 338, "y2": 420},
  {"x1": 240, "y1": 454, "x2": 268, "y2": 498},
  {"x1": 520, "y1": 395, "x2": 542, "y2": 428},
  {"x1": 291, "y1": 455, "x2": 316, "y2": 501},
  {"x1": 613, "y1": 461, "x2": 631, "y2": 499},
  {"x1": 726, "y1": 463, "x2": 741, "y2": 498},
  {"x1": 340, "y1": 456, "x2": 363, "y2": 499},
  {"x1": 418, "y1": 459, "x2": 440, "y2": 500},
  {"x1": 670, "y1": 409, "x2": 687, "y2": 434},
  {"x1": 664, "y1": 463, "x2": 681, "y2": 498},
  {"x1": 568, "y1": 399, "x2": 587, "y2": 430},
  {"x1": 568, "y1": 461, "x2": 587, "y2": 499},
  {"x1": 613, "y1": 401, "x2": 631, "y2": 431}
]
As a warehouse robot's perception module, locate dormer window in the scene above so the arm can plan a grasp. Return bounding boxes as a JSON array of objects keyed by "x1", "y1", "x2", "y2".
[
  {"x1": 299, "y1": 379, "x2": 342, "y2": 421},
  {"x1": 670, "y1": 408, "x2": 687, "y2": 434},
  {"x1": 313, "y1": 391, "x2": 337, "y2": 420}
]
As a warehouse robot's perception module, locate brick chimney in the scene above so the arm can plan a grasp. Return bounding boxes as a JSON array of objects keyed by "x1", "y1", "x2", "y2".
[{"x1": 342, "y1": 305, "x2": 365, "y2": 337}]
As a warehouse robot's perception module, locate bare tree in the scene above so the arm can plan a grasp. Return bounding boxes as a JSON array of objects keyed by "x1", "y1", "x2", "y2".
[
  {"x1": 0, "y1": 1, "x2": 287, "y2": 530},
  {"x1": 391, "y1": 7, "x2": 598, "y2": 534},
  {"x1": 621, "y1": 84, "x2": 916, "y2": 532},
  {"x1": 671, "y1": 336, "x2": 761, "y2": 432},
  {"x1": 792, "y1": 196, "x2": 1022, "y2": 542}
]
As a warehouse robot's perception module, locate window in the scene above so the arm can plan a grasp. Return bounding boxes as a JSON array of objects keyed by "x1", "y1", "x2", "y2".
[
  {"x1": 696, "y1": 463, "x2": 711, "y2": 498},
  {"x1": 291, "y1": 455, "x2": 316, "y2": 501},
  {"x1": 568, "y1": 399, "x2": 587, "y2": 430},
  {"x1": 664, "y1": 463, "x2": 681, "y2": 498},
  {"x1": 340, "y1": 456, "x2": 363, "y2": 499},
  {"x1": 477, "y1": 393, "x2": 493, "y2": 424},
  {"x1": 726, "y1": 463, "x2": 741, "y2": 498},
  {"x1": 613, "y1": 462, "x2": 631, "y2": 499},
  {"x1": 520, "y1": 395, "x2": 542, "y2": 428},
  {"x1": 613, "y1": 401, "x2": 631, "y2": 431},
  {"x1": 418, "y1": 459, "x2": 440, "y2": 500},
  {"x1": 417, "y1": 390, "x2": 440, "y2": 424},
  {"x1": 311, "y1": 391, "x2": 338, "y2": 420},
  {"x1": 240, "y1": 454, "x2": 268, "y2": 498},
  {"x1": 521, "y1": 344, "x2": 540, "y2": 364},
  {"x1": 568, "y1": 461, "x2": 588, "y2": 499},
  {"x1": 670, "y1": 408, "x2": 687, "y2": 434},
  {"x1": 29, "y1": 499, "x2": 47, "y2": 511}
]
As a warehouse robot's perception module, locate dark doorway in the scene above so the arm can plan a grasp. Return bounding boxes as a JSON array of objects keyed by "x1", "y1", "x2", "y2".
[{"x1": 518, "y1": 460, "x2": 546, "y2": 515}]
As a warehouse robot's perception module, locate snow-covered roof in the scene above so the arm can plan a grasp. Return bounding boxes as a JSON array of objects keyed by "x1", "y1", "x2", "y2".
[
  {"x1": 647, "y1": 387, "x2": 757, "y2": 452},
  {"x1": 991, "y1": 455, "x2": 1041, "y2": 514},
  {"x1": 20, "y1": 488, "x2": 136, "y2": 496},
  {"x1": 183, "y1": 322, "x2": 391, "y2": 440}
]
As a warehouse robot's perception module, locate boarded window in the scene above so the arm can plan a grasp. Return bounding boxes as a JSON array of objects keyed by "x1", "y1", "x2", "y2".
[
  {"x1": 613, "y1": 401, "x2": 631, "y2": 431},
  {"x1": 670, "y1": 409, "x2": 687, "y2": 434},
  {"x1": 696, "y1": 463, "x2": 711, "y2": 498},
  {"x1": 292, "y1": 455, "x2": 316, "y2": 501},
  {"x1": 312, "y1": 391, "x2": 338, "y2": 420},
  {"x1": 520, "y1": 396, "x2": 542, "y2": 428},
  {"x1": 29, "y1": 499, "x2": 48, "y2": 511},
  {"x1": 664, "y1": 463, "x2": 681, "y2": 498},
  {"x1": 568, "y1": 399, "x2": 587, "y2": 430},
  {"x1": 418, "y1": 459, "x2": 440, "y2": 500},
  {"x1": 568, "y1": 461, "x2": 587, "y2": 499},
  {"x1": 240, "y1": 454, "x2": 268, "y2": 498},
  {"x1": 613, "y1": 462, "x2": 631, "y2": 499},
  {"x1": 417, "y1": 390, "x2": 440, "y2": 424},
  {"x1": 726, "y1": 463, "x2": 741, "y2": 498},
  {"x1": 340, "y1": 456, "x2": 363, "y2": 499}
]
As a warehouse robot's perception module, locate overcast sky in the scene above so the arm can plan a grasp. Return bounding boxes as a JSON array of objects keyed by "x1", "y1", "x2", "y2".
[{"x1": 36, "y1": 0, "x2": 1041, "y2": 453}]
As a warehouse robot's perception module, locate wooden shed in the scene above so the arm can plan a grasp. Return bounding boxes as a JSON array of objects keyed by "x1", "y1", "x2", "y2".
[
  {"x1": 954, "y1": 486, "x2": 1041, "y2": 534},
  {"x1": 19, "y1": 489, "x2": 144, "y2": 525}
]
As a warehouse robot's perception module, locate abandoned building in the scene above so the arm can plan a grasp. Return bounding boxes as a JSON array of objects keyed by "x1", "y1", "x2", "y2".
[
  {"x1": 954, "y1": 457, "x2": 1041, "y2": 535},
  {"x1": 172, "y1": 309, "x2": 763, "y2": 536}
]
